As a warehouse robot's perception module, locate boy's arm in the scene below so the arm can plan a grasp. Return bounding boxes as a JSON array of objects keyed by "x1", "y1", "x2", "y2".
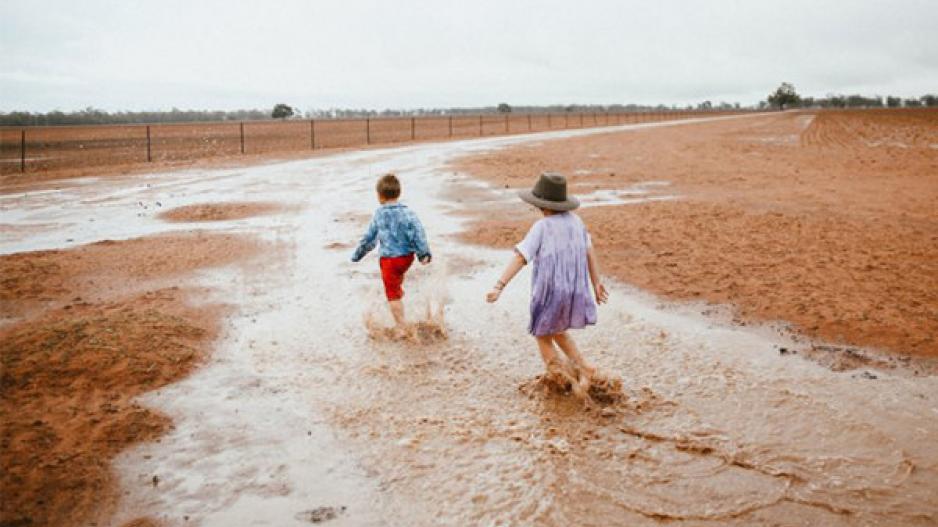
[
  {"x1": 350, "y1": 216, "x2": 379, "y2": 262},
  {"x1": 586, "y1": 246, "x2": 609, "y2": 304},
  {"x1": 410, "y1": 213, "x2": 432, "y2": 262}
]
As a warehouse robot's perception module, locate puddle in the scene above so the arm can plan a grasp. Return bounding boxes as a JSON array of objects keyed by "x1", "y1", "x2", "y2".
[{"x1": 4, "y1": 112, "x2": 936, "y2": 526}]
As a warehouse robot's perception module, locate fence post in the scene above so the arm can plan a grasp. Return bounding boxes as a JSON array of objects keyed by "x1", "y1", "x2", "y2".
[
  {"x1": 448, "y1": 115, "x2": 453, "y2": 137},
  {"x1": 504, "y1": 114, "x2": 509, "y2": 134},
  {"x1": 527, "y1": 114, "x2": 532, "y2": 131},
  {"x1": 579, "y1": 113, "x2": 583, "y2": 127},
  {"x1": 566, "y1": 114, "x2": 569, "y2": 128},
  {"x1": 146, "y1": 125, "x2": 151, "y2": 162},
  {"x1": 411, "y1": 117, "x2": 416, "y2": 141},
  {"x1": 366, "y1": 117, "x2": 371, "y2": 144},
  {"x1": 310, "y1": 119, "x2": 315, "y2": 149},
  {"x1": 548, "y1": 113, "x2": 552, "y2": 128},
  {"x1": 20, "y1": 129, "x2": 26, "y2": 173},
  {"x1": 239, "y1": 121, "x2": 245, "y2": 154},
  {"x1": 478, "y1": 115, "x2": 483, "y2": 136}
]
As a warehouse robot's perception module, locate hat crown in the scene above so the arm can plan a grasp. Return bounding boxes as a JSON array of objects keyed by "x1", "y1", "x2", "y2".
[{"x1": 532, "y1": 172, "x2": 568, "y2": 202}]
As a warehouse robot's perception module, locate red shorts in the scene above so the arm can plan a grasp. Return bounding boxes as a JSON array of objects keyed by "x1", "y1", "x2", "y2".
[{"x1": 379, "y1": 254, "x2": 415, "y2": 301}]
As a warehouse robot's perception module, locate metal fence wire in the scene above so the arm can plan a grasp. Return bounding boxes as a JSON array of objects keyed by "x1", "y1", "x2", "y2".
[{"x1": 0, "y1": 109, "x2": 750, "y2": 174}]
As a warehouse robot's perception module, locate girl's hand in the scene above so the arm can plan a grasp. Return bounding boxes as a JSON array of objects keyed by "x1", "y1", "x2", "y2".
[
  {"x1": 594, "y1": 283, "x2": 609, "y2": 304},
  {"x1": 486, "y1": 288, "x2": 502, "y2": 303}
]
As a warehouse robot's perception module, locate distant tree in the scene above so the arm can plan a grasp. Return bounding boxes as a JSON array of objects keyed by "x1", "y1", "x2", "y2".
[
  {"x1": 497, "y1": 103, "x2": 512, "y2": 113},
  {"x1": 827, "y1": 94, "x2": 847, "y2": 108},
  {"x1": 904, "y1": 97, "x2": 922, "y2": 107},
  {"x1": 272, "y1": 103, "x2": 294, "y2": 119},
  {"x1": 697, "y1": 100, "x2": 713, "y2": 110},
  {"x1": 923, "y1": 94, "x2": 938, "y2": 107},
  {"x1": 767, "y1": 82, "x2": 801, "y2": 110},
  {"x1": 886, "y1": 96, "x2": 902, "y2": 108}
]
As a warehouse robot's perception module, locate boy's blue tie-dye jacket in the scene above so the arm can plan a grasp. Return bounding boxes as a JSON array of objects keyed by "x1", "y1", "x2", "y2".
[{"x1": 351, "y1": 203, "x2": 431, "y2": 262}]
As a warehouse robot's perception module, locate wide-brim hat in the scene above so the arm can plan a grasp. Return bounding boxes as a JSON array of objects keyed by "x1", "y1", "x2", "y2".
[{"x1": 518, "y1": 172, "x2": 580, "y2": 211}]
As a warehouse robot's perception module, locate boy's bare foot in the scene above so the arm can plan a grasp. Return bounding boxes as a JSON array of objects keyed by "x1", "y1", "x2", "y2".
[{"x1": 391, "y1": 324, "x2": 411, "y2": 340}]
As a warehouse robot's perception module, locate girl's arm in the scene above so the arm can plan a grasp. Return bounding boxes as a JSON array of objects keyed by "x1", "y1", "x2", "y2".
[
  {"x1": 587, "y1": 246, "x2": 609, "y2": 304},
  {"x1": 485, "y1": 250, "x2": 526, "y2": 303}
]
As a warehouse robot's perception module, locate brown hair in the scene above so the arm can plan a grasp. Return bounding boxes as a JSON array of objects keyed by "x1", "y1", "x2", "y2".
[{"x1": 376, "y1": 173, "x2": 401, "y2": 199}]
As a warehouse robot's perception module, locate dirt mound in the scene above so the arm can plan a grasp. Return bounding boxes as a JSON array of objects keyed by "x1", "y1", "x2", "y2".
[
  {"x1": 158, "y1": 201, "x2": 282, "y2": 222},
  {"x1": 0, "y1": 233, "x2": 262, "y2": 527}
]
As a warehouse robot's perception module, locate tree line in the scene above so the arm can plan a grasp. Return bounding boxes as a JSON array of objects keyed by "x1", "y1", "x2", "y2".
[{"x1": 764, "y1": 82, "x2": 937, "y2": 109}]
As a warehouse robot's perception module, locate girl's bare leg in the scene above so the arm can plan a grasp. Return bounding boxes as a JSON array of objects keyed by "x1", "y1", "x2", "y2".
[
  {"x1": 553, "y1": 332, "x2": 595, "y2": 391},
  {"x1": 535, "y1": 335, "x2": 560, "y2": 366},
  {"x1": 536, "y1": 336, "x2": 581, "y2": 388},
  {"x1": 553, "y1": 333, "x2": 592, "y2": 372}
]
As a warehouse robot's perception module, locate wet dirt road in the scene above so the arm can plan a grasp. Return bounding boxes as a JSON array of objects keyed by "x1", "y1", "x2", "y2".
[{"x1": 3, "y1": 114, "x2": 937, "y2": 526}]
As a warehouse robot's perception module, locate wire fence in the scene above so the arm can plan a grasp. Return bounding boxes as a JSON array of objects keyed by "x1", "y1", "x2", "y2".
[{"x1": 0, "y1": 109, "x2": 752, "y2": 174}]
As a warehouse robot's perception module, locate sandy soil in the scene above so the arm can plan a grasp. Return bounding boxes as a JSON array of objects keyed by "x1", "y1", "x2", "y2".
[
  {"x1": 453, "y1": 109, "x2": 938, "y2": 359},
  {"x1": 3, "y1": 114, "x2": 937, "y2": 526},
  {"x1": 0, "y1": 233, "x2": 263, "y2": 527},
  {"x1": 157, "y1": 201, "x2": 284, "y2": 223}
]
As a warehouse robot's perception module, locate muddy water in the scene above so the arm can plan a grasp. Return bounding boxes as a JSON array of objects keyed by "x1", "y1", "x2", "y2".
[{"x1": 3, "y1": 114, "x2": 937, "y2": 526}]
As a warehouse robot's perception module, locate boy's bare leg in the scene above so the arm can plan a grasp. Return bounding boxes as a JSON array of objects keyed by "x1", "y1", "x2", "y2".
[{"x1": 388, "y1": 300, "x2": 406, "y2": 327}]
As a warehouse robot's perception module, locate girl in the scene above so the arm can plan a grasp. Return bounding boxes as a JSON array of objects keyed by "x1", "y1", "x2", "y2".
[{"x1": 486, "y1": 172, "x2": 609, "y2": 393}]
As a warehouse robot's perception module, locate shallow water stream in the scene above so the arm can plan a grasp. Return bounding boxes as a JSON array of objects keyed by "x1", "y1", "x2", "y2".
[{"x1": 3, "y1": 115, "x2": 936, "y2": 526}]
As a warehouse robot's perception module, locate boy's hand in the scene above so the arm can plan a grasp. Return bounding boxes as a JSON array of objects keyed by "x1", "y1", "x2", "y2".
[
  {"x1": 485, "y1": 288, "x2": 501, "y2": 303},
  {"x1": 419, "y1": 255, "x2": 431, "y2": 265},
  {"x1": 594, "y1": 283, "x2": 609, "y2": 304}
]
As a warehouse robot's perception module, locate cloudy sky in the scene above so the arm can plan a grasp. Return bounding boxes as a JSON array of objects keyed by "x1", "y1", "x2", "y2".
[{"x1": 1, "y1": 0, "x2": 936, "y2": 112}]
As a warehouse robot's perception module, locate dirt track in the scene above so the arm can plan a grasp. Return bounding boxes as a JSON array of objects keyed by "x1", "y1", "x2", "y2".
[{"x1": 454, "y1": 109, "x2": 938, "y2": 360}]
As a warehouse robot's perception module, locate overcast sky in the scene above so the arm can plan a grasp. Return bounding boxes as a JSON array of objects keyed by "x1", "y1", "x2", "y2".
[{"x1": 1, "y1": 0, "x2": 936, "y2": 112}]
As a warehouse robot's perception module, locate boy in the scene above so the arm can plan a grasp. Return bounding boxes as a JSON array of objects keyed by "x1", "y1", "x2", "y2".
[{"x1": 351, "y1": 173, "x2": 432, "y2": 329}]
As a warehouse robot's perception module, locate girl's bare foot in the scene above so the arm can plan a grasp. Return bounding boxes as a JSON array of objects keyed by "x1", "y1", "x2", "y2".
[{"x1": 545, "y1": 359, "x2": 578, "y2": 386}]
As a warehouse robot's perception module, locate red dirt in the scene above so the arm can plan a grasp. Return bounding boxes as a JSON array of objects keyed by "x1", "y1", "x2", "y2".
[
  {"x1": 0, "y1": 232, "x2": 264, "y2": 527},
  {"x1": 454, "y1": 109, "x2": 938, "y2": 358},
  {"x1": 157, "y1": 201, "x2": 284, "y2": 222}
]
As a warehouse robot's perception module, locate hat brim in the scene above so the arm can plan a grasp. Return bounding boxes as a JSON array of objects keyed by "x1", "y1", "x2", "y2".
[{"x1": 518, "y1": 189, "x2": 580, "y2": 211}]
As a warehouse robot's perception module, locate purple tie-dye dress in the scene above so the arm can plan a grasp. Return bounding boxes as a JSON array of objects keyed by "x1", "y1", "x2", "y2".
[{"x1": 515, "y1": 212, "x2": 597, "y2": 336}]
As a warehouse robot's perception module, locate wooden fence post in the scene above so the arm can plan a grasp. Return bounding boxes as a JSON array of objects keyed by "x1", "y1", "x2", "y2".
[
  {"x1": 548, "y1": 113, "x2": 552, "y2": 128},
  {"x1": 366, "y1": 118, "x2": 371, "y2": 144},
  {"x1": 239, "y1": 121, "x2": 245, "y2": 154},
  {"x1": 579, "y1": 113, "x2": 583, "y2": 127},
  {"x1": 20, "y1": 129, "x2": 26, "y2": 173},
  {"x1": 478, "y1": 115, "x2": 483, "y2": 136},
  {"x1": 527, "y1": 114, "x2": 532, "y2": 131},
  {"x1": 504, "y1": 114, "x2": 509, "y2": 134},
  {"x1": 411, "y1": 117, "x2": 416, "y2": 141},
  {"x1": 146, "y1": 125, "x2": 151, "y2": 162},
  {"x1": 449, "y1": 115, "x2": 453, "y2": 137},
  {"x1": 310, "y1": 119, "x2": 315, "y2": 149}
]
